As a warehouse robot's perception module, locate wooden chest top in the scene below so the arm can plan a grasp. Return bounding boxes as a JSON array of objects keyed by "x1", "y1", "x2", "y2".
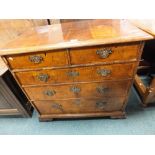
[{"x1": 0, "y1": 19, "x2": 153, "y2": 55}]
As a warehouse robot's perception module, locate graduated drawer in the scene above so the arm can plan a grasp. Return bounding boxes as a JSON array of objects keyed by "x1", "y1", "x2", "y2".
[
  {"x1": 15, "y1": 62, "x2": 137, "y2": 85},
  {"x1": 33, "y1": 97, "x2": 125, "y2": 115},
  {"x1": 5, "y1": 49, "x2": 69, "y2": 69},
  {"x1": 70, "y1": 43, "x2": 140, "y2": 65},
  {"x1": 24, "y1": 80, "x2": 131, "y2": 100}
]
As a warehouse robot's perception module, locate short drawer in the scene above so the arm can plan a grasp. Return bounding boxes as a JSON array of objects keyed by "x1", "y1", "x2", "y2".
[
  {"x1": 5, "y1": 49, "x2": 69, "y2": 69},
  {"x1": 24, "y1": 80, "x2": 132, "y2": 100},
  {"x1": 15, "y1": 62, "x2": 137, "y2": 85},
  {"x1": 70, "y1": 43, "x2": 140, "y2": 65},
  {"x1": 33, "y1": 97, "x2": 125, "y2": 115}
]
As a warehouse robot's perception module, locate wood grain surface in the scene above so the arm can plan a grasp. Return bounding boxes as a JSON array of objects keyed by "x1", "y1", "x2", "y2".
[
  {"x1": 23, "y1": 80, "x2": 132, "y2": 100},
  {"x1": 0, "y1": 19, "x2": 153, "y2": 55},
  {"x1": 14, "y1": 62, "x2": 137, "y2": 85},
  {"x1": 34, "y1": 97, "x2": 125, "y2": 115},
  {"x1": 0, "y1": 19, "x2": 48, "y2": 47}
]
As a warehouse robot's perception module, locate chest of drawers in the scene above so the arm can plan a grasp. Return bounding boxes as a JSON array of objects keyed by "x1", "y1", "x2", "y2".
[{"x1": 0, "y1": 19, "x2": 153, "y2": 121}]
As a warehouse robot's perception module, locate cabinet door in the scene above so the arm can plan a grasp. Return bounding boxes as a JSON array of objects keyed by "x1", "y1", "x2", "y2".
[
  {"x1": 0, "y1": 91, "x2": 13, "y2": 109},
  {"x1": 0, "y1": 72, "x2": 33, "y2": 117}
]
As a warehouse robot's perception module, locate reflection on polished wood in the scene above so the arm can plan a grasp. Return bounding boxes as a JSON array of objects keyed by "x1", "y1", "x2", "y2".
[
  {"x1": 0, "y1": 19, "x2": 48, "y2": 47},
  {"x1": 0, "y1": 19, "x2": 153, "y2": 55},
  {"x1": 129, "y1": 20, "x2": 155, "y2": 36}
]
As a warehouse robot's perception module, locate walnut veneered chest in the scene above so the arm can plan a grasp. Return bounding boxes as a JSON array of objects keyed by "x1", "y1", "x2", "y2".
[{"x1": 0, "y1": 19, "x2": 153, "y2": 121}]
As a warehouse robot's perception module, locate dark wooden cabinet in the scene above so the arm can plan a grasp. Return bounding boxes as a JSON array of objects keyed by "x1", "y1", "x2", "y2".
[
  {"x1": 0, "y1": 70, "x2": 33, "y2": 117},
  {"x1": 130, "y1": 20, "x2": 155, "y2": 106},
  {"x1": 134, "y1": 40, "x2": 155, "y2": 106}
]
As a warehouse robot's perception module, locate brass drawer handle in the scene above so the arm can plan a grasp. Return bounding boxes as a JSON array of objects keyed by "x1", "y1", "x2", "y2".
[
  {"x1": 70, "y1": 86, "x2": 81, "y2": 93},
  {"x1": 44, "y1": 90, "x2": 56, "y2": 96},
  {"x1": 96, "y1": 101, "x2": 107, "y2": 109},
  {"x1": 51, "y1": 103, "x2": 63, "y2": 112},
  {"x1": 29, "y1": 55, "x2": 43, "y2": 64},
  {"x1": 96, "y1": 86, "x2": 109, "y2": 94},
  {"x1": 67, "y1": 71, "x2": 79, "y2": 77},
  {"x1": 97, "y1": 69, "x2": 111, "y2": 77},
  {"x1": 96, "y1": 49, "x2": 112, "y2": 58},
  {"x1": 37, "y1": 73, "x2": 49, "y2": 82}
]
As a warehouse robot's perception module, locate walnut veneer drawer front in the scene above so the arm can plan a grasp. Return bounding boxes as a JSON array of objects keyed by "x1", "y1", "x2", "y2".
[
  {"x1": 70, "y1": 43, "x2": 140, "y2": 65},
  {"x1": 15, "y1": 62, "x2": 137, "y2": 85},
  {"x1": 34, "y1": 97, "x2": 125, "y2": 115},
  {"x1": 24, "y1": 80, "x2": 131, "y2": 100},
  {"x1": 6, "y1": 49, "x2": 69, "y2": 69}
]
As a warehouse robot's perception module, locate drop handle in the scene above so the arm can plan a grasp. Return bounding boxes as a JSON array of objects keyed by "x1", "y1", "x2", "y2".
[
  {"x1": 29, "y1": 55, "x2": 43, "y2": 64},
  {"x1": 67, "y1": 71, "x2": 79, "y2": 77},
  {"x1": 97, "y1": 69, "x2": 111, "y2": 77},
  {"x1": 96, "y1": 49, "x2": 112, "y2": 58},
  {"x1": 37, "y1": 73, "x2": 49, "y2": 82}
]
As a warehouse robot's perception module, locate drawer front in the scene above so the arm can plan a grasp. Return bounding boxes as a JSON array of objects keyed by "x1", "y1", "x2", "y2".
[
  {"x1": 24, "y1": 80, "x2": 132, "y2": 100},
  {"x1": 6, "y1": 49, "x2": 69, "y2": 69},
  {"x1": 15, "y1": 62, "x2": 137, "y2": 85},
  {"x1": 70, "y1": 43, "x2": 140, "y2": 65},
  {"x1": 34, "y1": 97, "x2": 125, "y2": 115}
]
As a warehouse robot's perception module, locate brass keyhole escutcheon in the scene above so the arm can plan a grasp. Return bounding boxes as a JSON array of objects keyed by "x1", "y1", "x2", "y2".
[
  {"x1": 74, "y1": 99, "x2": 81, "y2": 105},
  {"x1": 96, "y1": 86, "x2": 109, "y2": 94},
  {"x1": 51, "y1": 103, "x2": 63, "y2": 112},
  {"x1": 44, "y1": 90, "x2": 56, "y2": 96},
  {"x1": 67, "y1": 71, "x2": 79, "y2": 77},
  {"x1": 70, "y1": 86, "x2": 81, "y2": 93},
  {"x1": 96, "y1": 101, "x2": 107, "y2": 109}
]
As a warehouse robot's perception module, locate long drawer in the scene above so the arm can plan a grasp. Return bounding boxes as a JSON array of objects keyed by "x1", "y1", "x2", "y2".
[
  {"x1": 15, "y1": 62, "x2": 137, "y2": 85},
  {"x1": 5, "y1": 49, "x2": 69, "y2": 69},
  {"x1": 24, "y1": 80, "x2": 132, "y2": 100},
  {"x1": 33, "y1": 97, "x2": 125, "y2": 115},
  {"x1": 70, "y1": 43, "x2": 140, "y2": 65}
]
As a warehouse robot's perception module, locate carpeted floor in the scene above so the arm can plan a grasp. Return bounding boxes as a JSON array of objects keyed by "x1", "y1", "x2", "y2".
[{"x1": 0, "y1": 86, "x2": 155, "y2": 135}]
